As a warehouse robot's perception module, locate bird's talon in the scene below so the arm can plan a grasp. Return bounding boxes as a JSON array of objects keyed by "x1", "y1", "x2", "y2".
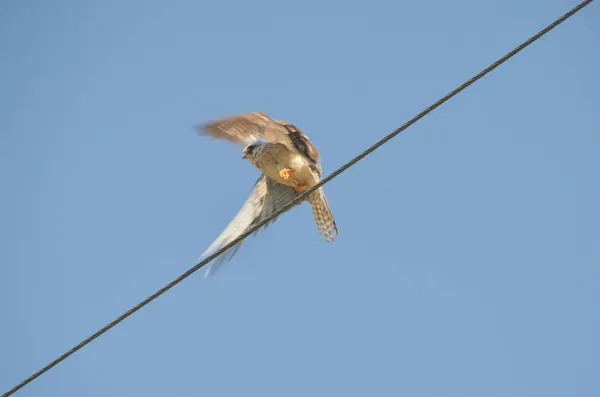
[
  {"x1": 293, "y1": 183, "x2": 308, "y2": 192},
  {"x1": 279, "y1": 168, "x2": 294, "y2": 180}
]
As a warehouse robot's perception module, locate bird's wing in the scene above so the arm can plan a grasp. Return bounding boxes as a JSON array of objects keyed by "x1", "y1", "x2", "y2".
[
  {"x1": 196, "y1": 112, "x2": 288, "y2": 148},
  {"x1": 199, "y1": 175, "x2": 305, "y2": 278},
  {"x1": 196, "y1": 112, "x2": 320, "y2": 163}
]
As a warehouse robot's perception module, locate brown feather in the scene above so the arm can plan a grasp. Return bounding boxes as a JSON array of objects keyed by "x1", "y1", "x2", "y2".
[{"x1": 279, "y1": 123, "x2": 320, "y2": 164}]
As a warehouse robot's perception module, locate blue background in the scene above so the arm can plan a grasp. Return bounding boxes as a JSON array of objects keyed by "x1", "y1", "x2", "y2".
[{"x1": 2, "y1": 0, "x2": 598, "y2": 396}]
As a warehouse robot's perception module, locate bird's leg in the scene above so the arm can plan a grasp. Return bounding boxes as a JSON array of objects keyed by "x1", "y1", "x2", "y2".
[
  {"x1": 293, "y1": 182, "x2": 308, "y2": 192},
  {"x1": 279, "y1": 168, "x2": 294, "y2": 180},
  {"x1": 278, "y1": 167, "x2": 308, "y2": 191}
]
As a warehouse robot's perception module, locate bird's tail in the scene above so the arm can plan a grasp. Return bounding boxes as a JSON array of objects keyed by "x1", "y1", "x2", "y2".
[{"x1": 308, "y1": 187, "x2": 339, "y2": 243}]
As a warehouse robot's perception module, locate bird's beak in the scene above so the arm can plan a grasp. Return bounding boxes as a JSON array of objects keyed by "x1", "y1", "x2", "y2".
[{"x1": 242, "y1": 145, "x2": 251, "y2": 160}]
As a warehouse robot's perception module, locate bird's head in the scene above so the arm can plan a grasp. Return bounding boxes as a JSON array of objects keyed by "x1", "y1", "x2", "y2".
[{"x1": 242, "y1": 143, "x2": 261, "y2": 164}]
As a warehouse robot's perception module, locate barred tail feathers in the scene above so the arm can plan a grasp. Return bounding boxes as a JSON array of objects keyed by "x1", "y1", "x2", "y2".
[{"x1": 308, "y1": 187, "x2": 339, "y2": 243}]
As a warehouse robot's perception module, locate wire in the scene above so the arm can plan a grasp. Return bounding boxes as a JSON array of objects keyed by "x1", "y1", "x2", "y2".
[{"x1": 3, "y1": 1, "x2": 594, "y2": 395}]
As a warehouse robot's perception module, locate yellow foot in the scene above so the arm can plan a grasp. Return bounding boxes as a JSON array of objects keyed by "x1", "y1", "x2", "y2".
[
  {"x1": 293, "y1": 182, "x2": 308, "y2": 192},
  {"x1": 279, "y1": 168, "x2": 294, "y2": 180}
]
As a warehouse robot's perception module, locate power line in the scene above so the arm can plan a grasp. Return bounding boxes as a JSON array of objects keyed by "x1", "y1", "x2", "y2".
[{"x1": 3, "y1": 1, "x2": 594, "y2": 395}]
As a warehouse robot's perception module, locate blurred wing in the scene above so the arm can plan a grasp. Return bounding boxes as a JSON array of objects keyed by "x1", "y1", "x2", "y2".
[
  {"x1": 195, "y1": 112, "x2": 291, "y2": 149},
  {"x1": 200, "y1": 175, "x2": 305, "y2": 278}
]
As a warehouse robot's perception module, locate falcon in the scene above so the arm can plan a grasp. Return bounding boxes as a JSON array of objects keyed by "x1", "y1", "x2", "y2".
[{"x1": 195, "y1": 112, "x2": 339, "y2": 278}]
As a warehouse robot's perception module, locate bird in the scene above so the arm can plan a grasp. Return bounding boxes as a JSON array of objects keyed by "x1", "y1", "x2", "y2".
[{"x1": 195, "y1": 111, "x2": 339, "y2": 278}]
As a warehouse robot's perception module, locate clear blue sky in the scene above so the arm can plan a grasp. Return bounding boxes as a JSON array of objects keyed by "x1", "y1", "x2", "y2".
[{"x1": 1, "y1": 0, "x2": 598, "y2": 396}]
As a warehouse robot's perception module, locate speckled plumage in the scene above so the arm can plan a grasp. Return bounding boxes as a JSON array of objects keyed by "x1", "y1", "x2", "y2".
[{"x1": 196, "y1": 112, "x2": 339, "y2": 278}]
